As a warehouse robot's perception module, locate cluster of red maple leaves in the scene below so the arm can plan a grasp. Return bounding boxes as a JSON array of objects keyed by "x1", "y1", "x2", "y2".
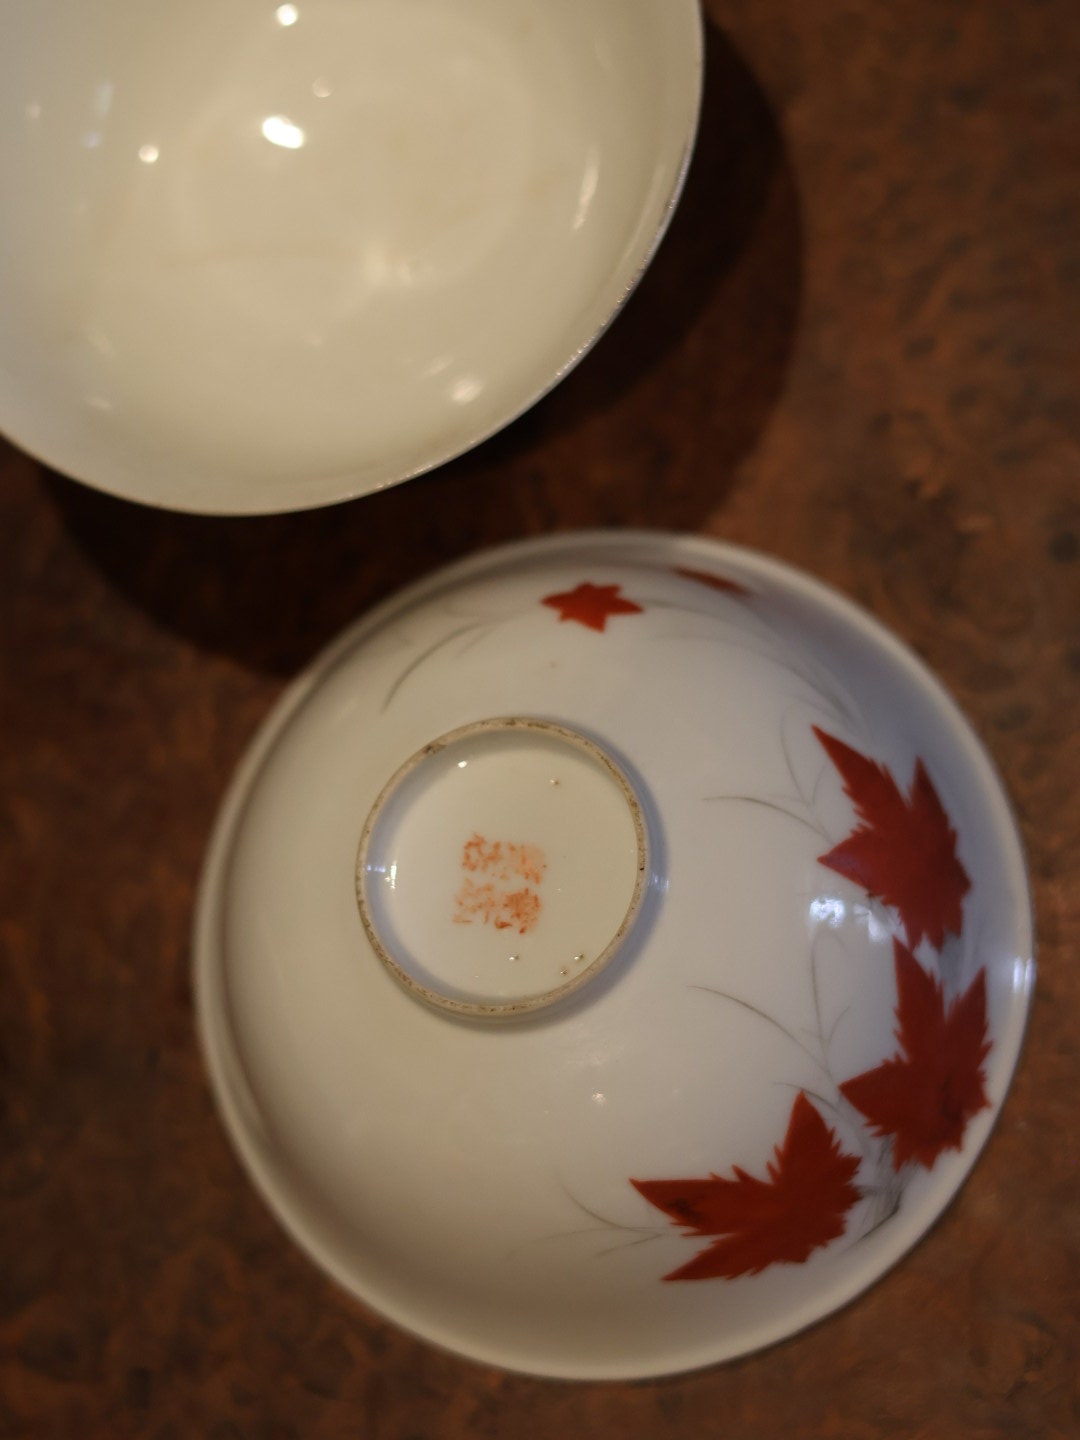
[
  {"x1": 634, "y1": 728, "x2": 990, "y2": 1282},
  {"x1": 538, "y1": 573, "x2": 993, "y2": 1283}
]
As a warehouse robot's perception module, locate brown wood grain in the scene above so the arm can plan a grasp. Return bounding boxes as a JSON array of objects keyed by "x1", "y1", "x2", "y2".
[{"x1": 2, "y1": 2, "x2": 1078, "y2": 1435}]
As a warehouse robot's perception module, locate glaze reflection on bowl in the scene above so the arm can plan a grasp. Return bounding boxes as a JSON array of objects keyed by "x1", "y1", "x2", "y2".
[
  {"x1": 194, "y1": 531, "x2": 1034, "y2": 1378},
  {"x1": 0, "y1": 0, "x2": 702, "y2": 513}
]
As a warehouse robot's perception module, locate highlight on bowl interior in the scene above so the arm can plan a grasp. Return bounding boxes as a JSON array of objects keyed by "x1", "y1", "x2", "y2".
[{"x1": 0, "y1": 0, "x2": 703, "y2": 512}]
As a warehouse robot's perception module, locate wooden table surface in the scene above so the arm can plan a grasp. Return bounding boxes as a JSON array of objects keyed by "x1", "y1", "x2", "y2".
[{"x1": 3, "y1": 2, "x2": 1078, "y2": 1435}]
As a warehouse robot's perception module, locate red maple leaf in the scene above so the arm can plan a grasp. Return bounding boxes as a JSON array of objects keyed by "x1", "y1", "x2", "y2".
[
  {"x1": 673, "y1": 566, "x2": 751, "y2": 597},
  {"x1": 540, "y1": 581, "x2": 643, "y2": 632},
  {"x1": 631, "y1": 1093, "x2": 861, "y2": 1281},
  {"x1": 839, "y1": 940, "x2": 991, "y2": 1171},
  {"x1": 814, "y1": 727, "x2": 971, "y2": 950}
]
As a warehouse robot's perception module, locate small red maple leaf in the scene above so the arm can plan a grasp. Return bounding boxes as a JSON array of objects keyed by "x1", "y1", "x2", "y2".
[
  {"x1": 540, "y1": 581, "x2": 643, "y2": 632},
  {"x1": 673, "y1": 566, "x2": 751, "y2": 597},
  {"x1": 814, "y1": 727, "x2": 971, "y2": 950},
  {"x1": 839, "y1": 939, "x2": 991, "y2": 1171},
  {"x1": 631, "y1": 1093, "x2": 861, "y2": 1281}
]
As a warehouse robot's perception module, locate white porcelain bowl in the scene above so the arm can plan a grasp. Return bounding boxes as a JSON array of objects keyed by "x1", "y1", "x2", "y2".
[
  {"x1": 195, "y1": 532, "x2": 1034, "y2": 1378},
  {"x1": 0, "y1": 0, "x2": 702, "y2": 513}
]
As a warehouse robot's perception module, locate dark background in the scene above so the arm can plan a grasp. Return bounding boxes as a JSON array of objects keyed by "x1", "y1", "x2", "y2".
[{"x1": 2, "y1": 1, "x2": 1078, "y2": 1435}]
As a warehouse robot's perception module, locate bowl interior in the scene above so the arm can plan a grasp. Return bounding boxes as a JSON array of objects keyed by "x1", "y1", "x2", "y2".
[{"x1": 0, "y1": 0, "x2": 701, "y2": 512}]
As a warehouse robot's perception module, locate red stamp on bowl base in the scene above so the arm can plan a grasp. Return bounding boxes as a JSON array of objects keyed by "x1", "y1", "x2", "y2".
[{"x1": 454, "y1": 833, "x2": 546, "y2": 934}]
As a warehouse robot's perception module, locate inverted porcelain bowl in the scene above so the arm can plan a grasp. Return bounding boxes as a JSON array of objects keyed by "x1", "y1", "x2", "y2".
[
  {"x1": 0, "y1": 0, "x2": 702, "y2": 514},
  {"x1": 194, "y1": 532, "x2": 1034, "y2": 1378}
]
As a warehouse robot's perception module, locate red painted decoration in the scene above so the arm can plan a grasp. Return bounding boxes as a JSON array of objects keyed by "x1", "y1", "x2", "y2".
[
  {"x1": 814, "y1": 727, "x2": 971, "y2": 950},
  {"x1": 673, "y1": 566, "x2": 750, "y2": 597},
  {"x1": 541, "y1": 581, "x2": 643, "y2": 632},
  {"x1": 840, "y1": 940, "x2": 991, "y2": 1171},
  {"x1": 632, "y1": 1093, "x2": 861, "y2": 1280},
  {"x1": 453, "y1": 833, "x2": 546, "y2": 935}
]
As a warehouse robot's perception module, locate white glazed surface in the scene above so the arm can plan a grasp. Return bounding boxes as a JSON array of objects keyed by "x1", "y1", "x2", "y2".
[
  {"x1": 195, "y1": 532, "x2": 1034, "y2": 1378},
  {"x1": 0, "y1": 0, "x2": 701, "y2": 513}
]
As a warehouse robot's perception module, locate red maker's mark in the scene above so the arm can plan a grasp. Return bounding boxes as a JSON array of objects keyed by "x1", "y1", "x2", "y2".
[{"x1": 453, "y1": 832, "x2": 546, "y2": 935}]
